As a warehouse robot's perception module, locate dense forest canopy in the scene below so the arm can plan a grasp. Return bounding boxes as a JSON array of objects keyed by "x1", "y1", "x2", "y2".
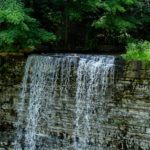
[{"x1": 0, "y1": 0, "x2": 150, "y2": 55}]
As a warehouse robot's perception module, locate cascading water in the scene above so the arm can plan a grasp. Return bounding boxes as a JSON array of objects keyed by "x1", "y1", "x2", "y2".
[
  {"x1": 73, "y1": 56, "x2": 115, "y2": 150},
  {"x1": 15, "y1": 54, "x2": 115, "y2": 150}
]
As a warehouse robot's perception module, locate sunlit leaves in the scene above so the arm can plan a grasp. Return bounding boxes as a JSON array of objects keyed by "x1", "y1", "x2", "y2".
[
  {"x1": 6, "y1": 9, "x2": 24, "y2": 24},
  {"x1": 122, "y1": 41, "x2": 150, "y2": 62},
  {"x1": 100, "y1": 0, "x2": 126, "y2": 13},
  {"x1": 92, "y1": 0, "x2": 148, "y2": 41},
  {"x1": 0, "y1": 0, "x2": 56, "y2": 51}
]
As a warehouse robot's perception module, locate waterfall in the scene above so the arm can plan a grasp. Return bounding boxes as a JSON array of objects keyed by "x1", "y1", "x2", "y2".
[{"x1": 15, "y1": 54, "x2": 115, "y2": 150}]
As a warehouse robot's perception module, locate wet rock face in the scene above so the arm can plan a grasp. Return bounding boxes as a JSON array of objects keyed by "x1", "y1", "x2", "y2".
[
  {"x1": 0, "y1": 54, "x2": 26, "y2": 150},
  {"x1": 0, "y1": 54, "x2": 150, "y2": 150}
]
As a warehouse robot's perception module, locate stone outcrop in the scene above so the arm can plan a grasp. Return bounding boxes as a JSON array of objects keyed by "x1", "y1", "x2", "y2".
[
  {"x1": 0, "y1": 54, "x2": 26, "y2": 150},
  {"x1": 0, "y1": 54, "x2": 150, "y2": 150}
]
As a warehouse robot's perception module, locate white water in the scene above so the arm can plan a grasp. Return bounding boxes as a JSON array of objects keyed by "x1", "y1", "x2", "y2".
[
  {"x1": 15, "y1": 54, "x2": 115, "y2": 150},
  {"x1": 73, "y1": 56, "x2": 114, "y2": 150}
]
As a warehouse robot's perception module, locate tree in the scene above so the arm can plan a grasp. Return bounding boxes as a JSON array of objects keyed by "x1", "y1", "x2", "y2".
[
  {"x1": 23, "y1": 0, "x2": 101, "y2": 49},
  {"x1": 93, "y1": 0, "x2": 150, "y2": 44},
  {"x1": 0, "y1": 0, "x2": 56, "y2": 52},
  {"x1": 1, "y1": 0, "x2": 150, "y2": 51}
]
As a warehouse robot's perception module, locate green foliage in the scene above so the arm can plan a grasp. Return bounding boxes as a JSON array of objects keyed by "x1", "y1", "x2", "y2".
[
  {"x1": 17, "y1": 0, "x2": 150, "y2": 49},
  {"x1": 26, "y1": 0, "x2": 101, "y2": 48},
  {"x1": 1, "y1": 0, "x2": 150, "y2": 50},
  {"x1": 0, "y1": 0, "x2": 56, "y2": 52},
  {"x1": 122, "y1": 41, "x2": 150, "y2": 62},
  {"x1": 115, "y1": 120, "x2": 127, "y2": 125},
  {"x1": 93, "y1": 0, "x2": 139, "y2": 31},
  {"x1": 92, "y1": 0, "x2": 150, "y2": 44}
]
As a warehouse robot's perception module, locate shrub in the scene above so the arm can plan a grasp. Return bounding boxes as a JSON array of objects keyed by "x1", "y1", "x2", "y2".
[{"x1": 122, "y1": 41, "x2": 150, "y2": 62}]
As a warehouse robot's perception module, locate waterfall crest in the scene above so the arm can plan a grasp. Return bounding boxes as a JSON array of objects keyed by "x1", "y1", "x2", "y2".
[{"x1": 15, "y1": 54, "x2": 115, "y2": 150}]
